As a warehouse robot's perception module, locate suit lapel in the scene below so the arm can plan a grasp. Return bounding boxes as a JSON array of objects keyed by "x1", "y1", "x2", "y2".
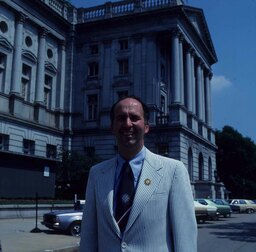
[
  {"x1": 97, "y1": 157, "x2": 121, "y2": 236},
  {"x1": 125, "y1": 150, "x2": 163, "y2": 232}
]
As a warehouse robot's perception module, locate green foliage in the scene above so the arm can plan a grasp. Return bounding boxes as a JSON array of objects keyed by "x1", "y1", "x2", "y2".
[
  {"x1": 55, "y1": 150, "x2": 102, "y2": 199},
  {"x1": 216, "y1": 126, "x2": 256, "y2": 198}
]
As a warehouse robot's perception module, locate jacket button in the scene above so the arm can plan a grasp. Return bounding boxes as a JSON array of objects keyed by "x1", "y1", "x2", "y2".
[{"x1": 121, "y1": 242, "x2": 127, "y2": 248}]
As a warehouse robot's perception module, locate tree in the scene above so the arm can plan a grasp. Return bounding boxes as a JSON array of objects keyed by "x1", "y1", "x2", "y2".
[
  {"x1": 216, "y1": 126, "x2": 256, "y2": 198},
  {"x1": 55, "y1": 150, "x2": 101, "y2": 199}
]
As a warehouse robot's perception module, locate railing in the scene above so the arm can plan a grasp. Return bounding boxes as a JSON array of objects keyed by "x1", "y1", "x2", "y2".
[
  {"x1": 77, "y1": 0, "x2": 184, "y2": 23},
  {"x1": 156, "y1": 114, "x2": 169, "y2": 125},
  {"x1": 40, "y1": 0, "x2": 77, "y2": 23}
]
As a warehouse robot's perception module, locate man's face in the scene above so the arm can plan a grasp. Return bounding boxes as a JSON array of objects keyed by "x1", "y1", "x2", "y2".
[{"x1": 111, "y1": 98, "x2": 149, "y2": 155}]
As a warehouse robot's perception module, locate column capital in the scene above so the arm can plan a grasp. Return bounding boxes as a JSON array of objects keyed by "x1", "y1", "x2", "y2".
[
  {"x1": 16, "y1": 12, "x2": 27, "y2": 24},
  {"x1": 207, "y1": 71, "x2": 213, "y2": 80},
  {"x1": 171, "y1": 28, "x2": 181, "y2": 38},
  {"x1": 184, "y1": 43, "x2": 193, "y2": 53},
  {"x1": 196, "y1": 58, "x2": 205, "y2": 68},
  {"x1": 39, "y1": 27, "x2": 49, "y2": 38},
  {"x1": 59, "y1": 39, "x2": 66, "y2": 49},
  {"x1": 189, "y1": 47, "x2": 196, "y2": 56},
  {"x1": 179, "y1": 33, "x2": 185, "y2": 43}
]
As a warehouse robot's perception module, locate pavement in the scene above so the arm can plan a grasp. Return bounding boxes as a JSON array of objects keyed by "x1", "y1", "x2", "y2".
[{"x1": 0, "y1": 217, "x2": 80, "y2": 252}]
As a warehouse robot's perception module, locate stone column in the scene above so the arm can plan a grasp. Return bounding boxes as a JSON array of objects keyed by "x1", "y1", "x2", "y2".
[
  {"x1": 171, "y1": 29, "x2": 181, "y2": 104},
  {"x1": 145, "y1": 34, "x2": 157, "y2": 104},
  {"x1": 59, "y1": 40, "x2": 66, "y2": 110},
  {"x1": 201, "y1": 63, "x2": 205, "y2": 122},
  {"x1": 195, "y1": 59, "x2": 203, "y2": 120},
  {"x1": 190, "y1": 49, "x2": 196, "y2": 114},
  {"x1": 35, "y1": 28, "x2": 48, "y2": 104},
  {"x1": 11, "y1": 13, "x2": 26, "y2": 94},
  {"x1": 185, "y1": 45, "x2": 193, "y2": 112},
  {"x1": 205, "y1": 71, "x2": 213, "y2": 126},
  {"x1": 179, "y1": 34, "x2": 184, "y2": 105}
]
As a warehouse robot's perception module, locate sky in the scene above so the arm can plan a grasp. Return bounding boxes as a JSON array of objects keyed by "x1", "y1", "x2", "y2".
[{"x1": 71, "y1": 0, "x2": 256, "y2": 142}]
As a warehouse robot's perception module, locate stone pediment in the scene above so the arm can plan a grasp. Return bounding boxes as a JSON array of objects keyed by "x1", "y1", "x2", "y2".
[
  {"x1": 0, "y1": 36, "x2": 13, "y2": 53},
  {"x1": 112, "y1": 75, "x2": 132, "y2": 87},
  {"x1": 183, "y1": 6, "x2": 217, "y2": 63},
  {"x1": 22, "y1": 50, "x2": 37, "y2": 64},
  {"x1": 45, "y1": 62, "x2": 57, "y2": 74}
]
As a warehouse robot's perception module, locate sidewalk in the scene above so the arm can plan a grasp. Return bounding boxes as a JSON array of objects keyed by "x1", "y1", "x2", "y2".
[{"x1": 0, "y1": 218, "x2": 79, "y2": 252}]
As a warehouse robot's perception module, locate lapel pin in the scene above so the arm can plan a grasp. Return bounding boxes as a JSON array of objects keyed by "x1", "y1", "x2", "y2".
[{"x1": 144, "y1": 178, "x2": 151, "y2": 185}]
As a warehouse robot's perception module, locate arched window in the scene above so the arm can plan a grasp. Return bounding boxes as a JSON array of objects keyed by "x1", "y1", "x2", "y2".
[
  {"x1": 188, "y1": 148, "x2": 193, "y2": 181},
  {"x1": 199, "y1": 153, "x2": 204, "y2": 180},
  {"x1": 208, "y1": 157, "x2": 212, "y2": 181}
]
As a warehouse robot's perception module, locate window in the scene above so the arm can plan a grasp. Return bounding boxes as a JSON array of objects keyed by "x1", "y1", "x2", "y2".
[
  {"x1": 0, "y1": 52, "x2": 6, "y2": 92},
  {"x1": 87, "y1": 94, "x2": 98, "y2": 120},
  {"x1": 208, "y1": 157, "x2": 212, "y2": 181},
  {"x1": 21, "y1": 64, "x2": 31, "y2": 101},
  {"x1": 161, "y1": 64, "x2": 166, "y2": 82},
  {"x1": 46, "y1": 144, "x2": 57, "y2": 159},
  {"x1": 157, "y1": 143, "x2": 169, "y2": 157},
  {"x1": 47, "y1": 49, "x2": 53, "y2": 59},
  {"x1": 0, "y1": 134, "x2": 9, "y2": 151},
  {"x1": 0, "y1": 21, "x2": 8, "y2": 33},
  {"x1": 117, "y1": 90, "x2": 128, "y2": 99},
  {"x1": 25, "y1": 36, "x2": 32, "y2": 47},
  {"x1": 118, "y1": 59, "x2": 129, "y2": 75},
  {"x1": 44, "y1": 74, "x2": 52, "y2": 109},
  {"x1": 156, "y1": 93, "x2": 168, "y2": 125},
  {"x1": 118, "y1": 39, "x2": 128, "y2": 50},
  {"x1": 188, "y1": 148, "x2": 193, "y2": 181},
  {"x1": 199, "y1": 153, "x2": 204, "y2": 180},
  {"x1": 90, "y1": 44, "x2": 98, "y2": 55},
  {"x1": 23, "y1": 139, "x2": 35, "y2": 155},
  {"x1": 88, "y1": 62, "x2": 99, "y2": 77},
  {"x1": 84, "y1": 146, "x2": 95, "y2": 157},
  {"x1": 160, "y1": 94, "x2": 167, "y2": 114}
]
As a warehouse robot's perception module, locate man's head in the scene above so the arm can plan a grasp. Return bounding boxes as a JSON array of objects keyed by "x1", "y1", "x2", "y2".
[{"x1": 110, "y1": 96, "x2": 149, "y2": 159}]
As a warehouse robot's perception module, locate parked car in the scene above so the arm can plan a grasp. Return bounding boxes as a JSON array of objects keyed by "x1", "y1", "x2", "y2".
[
  {"x1": 41, "y1": 200, "x2": 85, "y2": 236},
  {"x1": 194, "y1": 200, "x2": 218, "y2": 223},
  {"x1": 229, "y1": 199, "x2": 256, "y2": 213},
  {"x1": 194, "y1": 201, "x2": 208, "y2": 223},
  {"x1": 195, "y1": 199, "x2": 218, "y2": 220},
  {"x1": 211, "y1": 199, "x2": 232, "y2": 217},
  {"x1": 197, "y1": 198, "x2": 232, "y2": 218}
]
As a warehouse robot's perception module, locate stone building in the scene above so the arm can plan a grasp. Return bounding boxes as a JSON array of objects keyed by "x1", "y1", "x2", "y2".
[{"x1": 0, "y1": 0, "x2": 224, "y2": 198}]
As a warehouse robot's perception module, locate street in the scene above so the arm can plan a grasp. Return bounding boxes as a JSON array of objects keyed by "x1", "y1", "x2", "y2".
[
  {"x1": 0, "y1": 218, "x2": 79, "y2": 252},
  {"x1": 198, "y1": 213, "x2": 256, "y2": 252},
  {"x1": 0, "y1": 213, "x2": 255, "y2": 251}
]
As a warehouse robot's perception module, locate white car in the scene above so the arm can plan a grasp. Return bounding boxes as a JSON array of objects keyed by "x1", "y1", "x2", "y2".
[
  {"x1": 41, "y1": 200, "x2": 85, "y2": 236},
  {"x1": 229, "y1": 199, "x2": 256, "y2": 213},
  {"x1": 194, "y1": 201, "x2": 218, "y2": 223}
]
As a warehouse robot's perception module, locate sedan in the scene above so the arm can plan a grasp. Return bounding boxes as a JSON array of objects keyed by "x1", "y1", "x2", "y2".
[
  {"x1": 41, "y1": 200, "x2": 85, "y2": 236},
  {"x1": 194, "y1": 200, "x2": 218, "y2": 222},
  {"x1": 229, "y1": 199, "x2": 256, "y2": 213},
  {"x1": 210, "y1": 199, "x2": 232, "y2": 217}
]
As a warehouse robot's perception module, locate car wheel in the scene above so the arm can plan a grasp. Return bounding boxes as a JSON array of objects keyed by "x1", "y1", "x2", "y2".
[
  {"x1": 246, "y1": 208, "x2": 254, "y2": 214},
  {"x1": 69, "y1": 221, "x2": 81, "y2": 237}
]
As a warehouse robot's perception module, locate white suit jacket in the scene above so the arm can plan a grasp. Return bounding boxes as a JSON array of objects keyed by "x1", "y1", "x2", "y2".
[{"x1": 80, "y1": 148, "x2": 197, "y2": 252}]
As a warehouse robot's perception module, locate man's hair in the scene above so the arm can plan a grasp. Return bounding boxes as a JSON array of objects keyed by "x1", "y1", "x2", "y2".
[{"x1": 110, "y1": 95, "x2": 150, "y2": 125}]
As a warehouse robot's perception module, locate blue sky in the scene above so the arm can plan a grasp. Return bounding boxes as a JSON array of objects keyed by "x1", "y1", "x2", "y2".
[{"x1": 71, "y1": 0, "x2": 256, "y2": 142}]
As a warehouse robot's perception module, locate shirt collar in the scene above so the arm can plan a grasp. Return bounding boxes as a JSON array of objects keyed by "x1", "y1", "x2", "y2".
[{"x1": 117, "y1": 146, "x2": 146, "y2": 166}]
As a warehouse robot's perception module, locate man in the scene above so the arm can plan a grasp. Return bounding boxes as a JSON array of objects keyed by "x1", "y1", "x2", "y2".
[{"x1": 80, "y1": 96, "x2": 197, "y2": 252}]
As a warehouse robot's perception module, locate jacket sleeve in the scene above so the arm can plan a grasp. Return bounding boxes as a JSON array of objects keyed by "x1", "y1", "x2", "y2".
[
  {"x1": 169, "y1": 161, "x2": 197, "y2": 252},
  {"x1": 79, "y1": 167, "x2": 98, "y2": 252}
]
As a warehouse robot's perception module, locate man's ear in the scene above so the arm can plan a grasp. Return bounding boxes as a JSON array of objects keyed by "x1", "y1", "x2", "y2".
[{"x1": 145, "y1": 124, "x2": 149, "y2": 134}]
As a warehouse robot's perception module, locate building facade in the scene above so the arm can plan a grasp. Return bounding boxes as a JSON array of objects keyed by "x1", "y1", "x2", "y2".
[{"x1": 0, "y1": 0, "x2": 224, "y2": 198}]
